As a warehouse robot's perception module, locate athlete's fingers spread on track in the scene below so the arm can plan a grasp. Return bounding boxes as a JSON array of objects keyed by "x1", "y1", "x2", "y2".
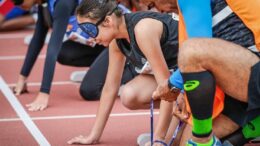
[
  {"x1": 27, "y1": 103, "x2": 47, "y2": 111},
  {"x1": 67, "y1": 135, "x2": 98, "y2": 145},
  {"x1": 28, "y1": 105, "x2": 38, "y2": 111},
  {"x1": 39, "y1": 105, "x2": 46, "y2": 111},
  {"x1": 28, "y1": 104, "x2": 41, "y2": 111},
  {"x1": 13, "y1": 82, "x2": 28, "y2": 96},
  {"x1": 26, "y1": 92, "x2": 49, "y2": 111},
  {"x1": 13, "y1": 75, "x2": 28, "y2": 96}
]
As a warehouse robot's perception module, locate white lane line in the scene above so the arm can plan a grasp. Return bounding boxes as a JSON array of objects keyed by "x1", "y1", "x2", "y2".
[
  {"x1": 0, "y1": 76, "x2": 50, "y2": 146},
  {"x1": 0, "y1": 112, "x2": 159, "y2": 122},
  {"x1": 8, "y1": 81, "x2": 75, "y2": 87},
  {"x1": 0, "y1": 55, "x2": 45, "y2": 61},
  {"x1": 0, "y1": 33, "x2": 29, "y2": 39}
]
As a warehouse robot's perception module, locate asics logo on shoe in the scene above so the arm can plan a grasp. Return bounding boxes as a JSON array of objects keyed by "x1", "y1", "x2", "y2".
[{"x1": 184, "y1": 80, "x2": 200, "y2": 91}]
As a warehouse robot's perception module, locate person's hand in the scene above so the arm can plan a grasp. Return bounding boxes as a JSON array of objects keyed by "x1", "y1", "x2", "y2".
[
  {"x1": 172, "y1": 94, "x2": 189, "y2": 121},
  {"x1": 67, "y1": 134, "x2": 99, "y2": 145},
  {"x1": 26, "y1": 92, "x2": 49, "y2": 111},
  {"x1": 152, "y1": 79, "x2": 179, "y2": 102},
  {"x1": 13, "y1": 75, "x2": 28, "y2": 95}
]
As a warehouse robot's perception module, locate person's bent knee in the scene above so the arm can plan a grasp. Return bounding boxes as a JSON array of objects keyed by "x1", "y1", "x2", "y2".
[
  {"x1": 120, "y1": 87, "x2": 139, "y2": 110},
  {"x1": 178, "y1": 38, "x2": 208, "y2": 72},
  {"x1": 79, "y1": 85, "x2": 101, "y2": 101}
]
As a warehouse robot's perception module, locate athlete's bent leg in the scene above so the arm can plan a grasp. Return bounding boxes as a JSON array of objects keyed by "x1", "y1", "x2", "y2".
[{"x1": 178, "y1": 38, "x2": 260, "y2": 145}]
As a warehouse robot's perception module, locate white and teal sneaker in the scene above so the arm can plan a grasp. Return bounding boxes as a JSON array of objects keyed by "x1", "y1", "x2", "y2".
[{"x1": 187, "y1": 135, "x2": 222, "y2": 146}]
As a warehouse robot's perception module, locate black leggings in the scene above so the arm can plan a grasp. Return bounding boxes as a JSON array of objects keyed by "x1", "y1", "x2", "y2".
[
  {"x1": 79, "y1": 49, "x2": 137, "y2": 100},
  {"x1": 57, "y1": 40, "x2": 105, "y2": 67},
  {"x1": 57, "y1": 42, "x2": 136, "y2": 100}
]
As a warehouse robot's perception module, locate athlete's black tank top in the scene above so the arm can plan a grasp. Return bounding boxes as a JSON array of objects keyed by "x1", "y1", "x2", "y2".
[{"x1": 116, "y1": 11, "x2": 179, "y2": 73}]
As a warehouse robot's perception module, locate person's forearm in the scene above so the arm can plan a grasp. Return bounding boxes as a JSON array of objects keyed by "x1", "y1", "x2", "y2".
[
  {"x1": 39, "y1": 54, "x2": 57, "y2": 94},
  {"x1": 152, "y1": 65, "x2": 172, "y2": 139},
  {"x1": 20, "y1": 7, "x2": 48, "y2": 77},
  {"x1": 91, "y1": 85, "x2": 119, "y2": 138},
  {"x1": 154, "y1": 100, "x2": 173, "y2": 139},
  {"x1": 39, "y1": 0, "x2": 76, "y2": 93},
  {"x1": 90, "y1": 38, "x2": 126, "y2": 140},
  {"x1": 0, "y1": 15, "x2": 35, "y2": 31}
]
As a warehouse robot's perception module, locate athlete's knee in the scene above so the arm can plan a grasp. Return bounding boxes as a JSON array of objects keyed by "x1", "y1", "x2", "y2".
[
  {"x1": 179, "y1": 39, "x2": 203, "y2": 60},
  {"x1": 79, "y1": 83, "x2": 101, "y2": 101},
  {"x1": 178, "y1": 38, "x2": 207, "y2": 71},
  {"x1": 120, "y1": 87, "x2": 139, "y2": 110}
]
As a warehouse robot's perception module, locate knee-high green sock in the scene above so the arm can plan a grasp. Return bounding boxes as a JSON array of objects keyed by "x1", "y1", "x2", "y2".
[{"x1": 242, "y1": 116, "x2": 260, "y2": 139}]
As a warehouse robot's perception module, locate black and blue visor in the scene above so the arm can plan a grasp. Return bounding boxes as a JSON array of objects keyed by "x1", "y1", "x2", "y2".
[
  {"x1": 78, "y1": 6, "x2": 117, "y2": 38},
  {"x1": 79, "y1": 22, "x2": 99, "y2": 38}
]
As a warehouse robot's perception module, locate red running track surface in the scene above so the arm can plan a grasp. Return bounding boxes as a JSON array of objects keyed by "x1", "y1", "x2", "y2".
[{"x1": 0, "y1": 29, "x2": 156, "y2": 146}]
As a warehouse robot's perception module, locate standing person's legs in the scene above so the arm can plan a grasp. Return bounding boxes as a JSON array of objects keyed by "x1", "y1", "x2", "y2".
[
  {"x1": 0, "y1": 15, "x2": 36, "y2": 31},
  {"x1": 178, "y1": 38, "x2": 260, "y2": 144},
  {"x1": 79, "y1": 49, "x2": 138, "y2": 100}
]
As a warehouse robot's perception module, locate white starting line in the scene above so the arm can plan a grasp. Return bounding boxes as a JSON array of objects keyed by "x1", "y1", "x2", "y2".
[
  {"x1": 0, "y1": 112, "x2": 159, "y2": 122},
  {"x1": 0, "y1": 33, "x2": 30, "y2": 39},
  {"x1": 8, "y1": 81, "x2": 75, "y2": 87},
  {"x1": 0, "y1": 55, "x2": 46, "y2": 61},
  {"x1": 0, "y1": 76, "x2": 50, "y2": 146}
]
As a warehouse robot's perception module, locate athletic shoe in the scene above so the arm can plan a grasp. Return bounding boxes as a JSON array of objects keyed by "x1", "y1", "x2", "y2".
[
  {"x1": 187, "y1": 135, "x2": 222, "y2": 146},
  {"x1": 137, "y1": 133, "x2": 150, "y2": 146},
  {"x1": 70, "y1": 71, "x2": 87, "y2": 82},
  {"x1": 24, "y1": 34, "x2": 50, "y2": 45},
  {"x1": 222, "y1": 140, "x2": 233, "y2": 146}
]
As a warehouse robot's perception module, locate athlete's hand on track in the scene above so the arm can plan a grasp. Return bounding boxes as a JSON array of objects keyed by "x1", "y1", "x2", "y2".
[
  {"x1": 26, "y1": 92, "x2": 49, "y2": 111},
  {"x1": 152, "y1": 79, "x2": 179, "y2": 102},
  {"x1": 13, "y1": 75, "x2": 28, "y2": 95},
  {"x1": 67, "y1": 134, "x2": 99, "y2": 145}
]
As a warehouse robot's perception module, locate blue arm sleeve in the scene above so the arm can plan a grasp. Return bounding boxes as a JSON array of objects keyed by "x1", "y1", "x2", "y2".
[
  {"x1": 178, "y1": 0, "x2": 212, "y2": 38},
  {"x1": 169, "y1": 69, "x2": 184, "y2": 91}
]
